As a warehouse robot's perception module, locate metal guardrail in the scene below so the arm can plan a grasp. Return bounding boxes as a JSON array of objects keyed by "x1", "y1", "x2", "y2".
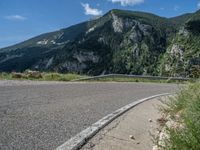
[{"x1": 73, "y1": 74, "x2": 191, "y2": 82}]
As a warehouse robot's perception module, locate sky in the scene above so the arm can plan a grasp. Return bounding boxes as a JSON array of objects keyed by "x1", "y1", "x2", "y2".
[{"x1": 0, "y1": 0, "x2": 200, "y2": 48}]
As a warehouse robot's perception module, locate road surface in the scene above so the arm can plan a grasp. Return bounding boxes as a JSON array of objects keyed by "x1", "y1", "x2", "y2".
[{"x1": 0, "y1": 80, "x2": 180, "y2": 149}]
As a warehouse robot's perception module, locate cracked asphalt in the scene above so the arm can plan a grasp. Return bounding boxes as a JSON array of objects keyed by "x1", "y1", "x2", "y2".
[{"x1": 0, "y1": 81, "x2": 180, "y2": 150}]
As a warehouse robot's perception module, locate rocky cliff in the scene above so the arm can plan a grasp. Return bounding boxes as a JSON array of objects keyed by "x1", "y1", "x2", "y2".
[{"x1": 0, "y1": 9, "x2": 199, "y2": 77}]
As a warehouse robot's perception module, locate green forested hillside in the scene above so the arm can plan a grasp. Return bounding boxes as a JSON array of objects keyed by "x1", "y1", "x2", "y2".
[
  {"x1": 0, "y1": 9, "x2": 199, "y2": 77},
  {"x1": 159, "y1": 11, "x2": 200, "y2": 78}
]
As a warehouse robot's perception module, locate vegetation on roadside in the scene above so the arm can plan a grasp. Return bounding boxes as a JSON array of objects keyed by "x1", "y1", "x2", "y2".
[
  {"x1": 81, "y1": 76, "x2": 190, "y2": 83},
  {"x1": 0, "y1": 70, "x2": 86, "y2": 81},
  {"x1": 0, "y1": 71, "x2": 191, "y2": 83},
  {"x1": 159, "y1": 81, "x2": 200, "y2": 150}
]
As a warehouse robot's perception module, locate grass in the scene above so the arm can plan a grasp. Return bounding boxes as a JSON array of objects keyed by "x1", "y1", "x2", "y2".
[
  {"x1": 0, "y1": 71, "x2": 192, "y2": 83},
  {"x1": 159, "y1": 80, "x2": 200, "y2": 150},
  {"x1": 0, "y1": 72, "x2": 14, "y2": 80},
  {"x1": 85, "y1": 76, "x2": 189, "y2": 84},
  {"x1": 0, "y1": 71, "x2": 87, "y2": 82},
  {"x1": 41, "y1": 73, "x2": 85, "y2": 81}
]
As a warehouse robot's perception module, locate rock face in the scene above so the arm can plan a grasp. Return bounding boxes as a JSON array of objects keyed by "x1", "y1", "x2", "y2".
[
  {"x1": 112, "y1": 12, "x2": 124, "y2": 33},
  {"x1": 0, "y1": 9, "x2": 199, "y2": 77},
  {"x1": 159, "y1": 24, "x2": 200, "y2": 77}
]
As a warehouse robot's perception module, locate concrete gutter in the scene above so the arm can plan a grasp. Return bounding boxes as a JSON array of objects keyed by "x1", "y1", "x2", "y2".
[{"x1": 56, "y1": 93, "x2": 171, "y2": 150}]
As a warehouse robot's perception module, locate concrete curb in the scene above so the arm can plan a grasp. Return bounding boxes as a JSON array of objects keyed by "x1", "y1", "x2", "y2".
[{"x1": 56, "y1": 93, "x2": 171, "y2": 150}]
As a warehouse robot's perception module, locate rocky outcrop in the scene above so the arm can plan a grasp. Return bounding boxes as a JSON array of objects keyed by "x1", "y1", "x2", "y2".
[
  {"x1": 111, "y1": 12, "x2": 124, "y2": 33},
  {"x1": 0, "y1": 9, "x2": 199, "y2": 77},
  {"x1": 73, "y1": 52, "x2": 99, "y2": 63},
  {"x1": 159, "y1": 44, "x2": 185, "y2": 77},
  {"x1": 178, "y1": 27, "x2": 189, "y2": 37},
  {"x1": 60, "y1": 61, "x2": 87, "y2": 72},
  {"x1": 159, "y1": 25, "x2": 200, "y2": 77}
]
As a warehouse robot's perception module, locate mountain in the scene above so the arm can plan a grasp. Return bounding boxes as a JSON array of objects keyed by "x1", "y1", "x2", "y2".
[
  {"x1": 0, "y1": 9, "x2": 199, "y2": 77},
  {"x1": 159, "y1": 10, "x2": 200, "y2": 78}
]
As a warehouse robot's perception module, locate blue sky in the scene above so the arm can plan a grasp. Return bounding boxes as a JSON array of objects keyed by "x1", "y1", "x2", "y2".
[{"x1": 0, "y1": 0, "x2": 200, "y2": 48}]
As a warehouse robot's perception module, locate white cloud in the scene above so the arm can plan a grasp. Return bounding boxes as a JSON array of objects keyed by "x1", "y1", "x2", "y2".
[
  {"x1": 109, "y1": 0, "x2": 144, "y2": 6},
  {"x1": 174, "y1": 5, "x2": 180, "y2": 11},
  {"x1": 81, "y1": 3, "x2": 102, "y2": 16},
  {"x1": 5, "y1": 15, "x2": 26, "y2": 21},
  {"x1": 198, "y1": 1, "x2": 200, "y2": 8}
]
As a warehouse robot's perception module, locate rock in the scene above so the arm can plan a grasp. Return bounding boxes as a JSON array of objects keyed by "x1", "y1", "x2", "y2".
[
  {"x1": 45, "y1": 57, "x2": 54, "y2": 69},
  {"x1": 157, "y1": 117, "x2": 168, "y2": 126},
  {"x1": 129, "y1": 28, "x2": 142, "y2": 43},
  {"x1": 61, "y1": 61, "x2": 87, "y2": 72},
  {"x1": 156, "y1": 131, "x2": 160, "y2": 134},
  {"x1": 178, "y1": 27, "x2": 189, "y2": 37},
  {"x1": 138, "y1": 23, "x2": 153, "y2": 36},
  {"x1": 170, "y1": 44, "x2": 184, "y2": 61},
  {"x1": 73, "y1": 52, "x2": 99, "y2": 63},
  {"x1": 136, "y1": 141, "x2": 140, "y2": 144},
  {"x1": 129, "y1": 135, "x2": 135, "y2": 140},
  {"x1": 132, "y1": 44, "x2": 140, "y2": 58},
  {"x1": 25, "y1": 70, "x2": 42, "y2": 79},
  {"x1": 153, "y1": 145, "x2": 159, "y2": 150},
  {"x1": 111, "y1": 13, "x2": 123, "y2": 33},
  {"x1": 86, "y1": 26, "x2": 96, "y2": 34},
  {"x1": 149, "y1": 119, "x2": 153, "y2": 122},
  {"x1": 158, "y1": 129, "x2": 169, "y2": 147}
]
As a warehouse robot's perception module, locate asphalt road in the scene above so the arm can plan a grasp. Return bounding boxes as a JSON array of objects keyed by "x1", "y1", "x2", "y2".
[{"x1": 0, "y1": 81, "x2": 180, "y2": 150}]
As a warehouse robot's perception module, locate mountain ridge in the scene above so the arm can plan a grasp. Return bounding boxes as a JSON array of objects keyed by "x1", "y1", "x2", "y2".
[
  {"x1": 0, "y1": 9, "x2": 184, "y2": 51},
  {"x1": 0, "y1": 9, "x2": 199, "y2": 77}
]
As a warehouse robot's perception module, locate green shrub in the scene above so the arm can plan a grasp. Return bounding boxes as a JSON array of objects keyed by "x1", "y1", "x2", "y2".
[
  {"x1": 42, "y1": 73, "x2": 62, "y2": 81},
  {"x1": 11, "y1": 72, "x2": 24, "y2": 79},
  {"x1": 161, "y1": 81, "x2": 200, "y2": 150},
  {"x1": 186, "y1": 20, "x2": 200, "y2": 34},
  {"x1": 0, "y1": 71, "x2": 86, "y2": 81},
  {"x1": 42, "y1": 72, "x2": 84, "y2": 81}
]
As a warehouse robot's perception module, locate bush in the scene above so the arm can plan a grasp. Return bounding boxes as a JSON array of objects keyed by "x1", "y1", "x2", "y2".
[
  {"x1": 161, "y1": 81, "x2": 200, "y2": 150},
  {"x1": 0, "y1": 71, "x2": 85, "y2": 81},
  {"x1": 11, "y1": 72, "x2": 24, "y2": 79},
  {"x1": 25, "y1": 70, "x2": 42, "y2": 79},
  {"x1": 42, "y1": 73, "x2": 84, "y2": 81},
  {"x1": 42, "y1": 73, "x2": 62, "y2": 81}
]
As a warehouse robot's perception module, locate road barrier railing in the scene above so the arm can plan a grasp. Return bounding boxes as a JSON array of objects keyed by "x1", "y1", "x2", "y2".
[{"x1": 72, "y1": 74, "x2": 191, "y2": 82}]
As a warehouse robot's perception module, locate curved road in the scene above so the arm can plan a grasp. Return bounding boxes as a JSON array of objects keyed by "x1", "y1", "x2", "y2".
[{"x1": 0, "y1": 81, "x2": 180, "y2": 149}]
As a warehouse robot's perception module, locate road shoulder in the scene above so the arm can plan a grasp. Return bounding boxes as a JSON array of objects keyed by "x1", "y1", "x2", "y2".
[{"x1": 81, "y1": 97, "x2": 166, "y2": 150}]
